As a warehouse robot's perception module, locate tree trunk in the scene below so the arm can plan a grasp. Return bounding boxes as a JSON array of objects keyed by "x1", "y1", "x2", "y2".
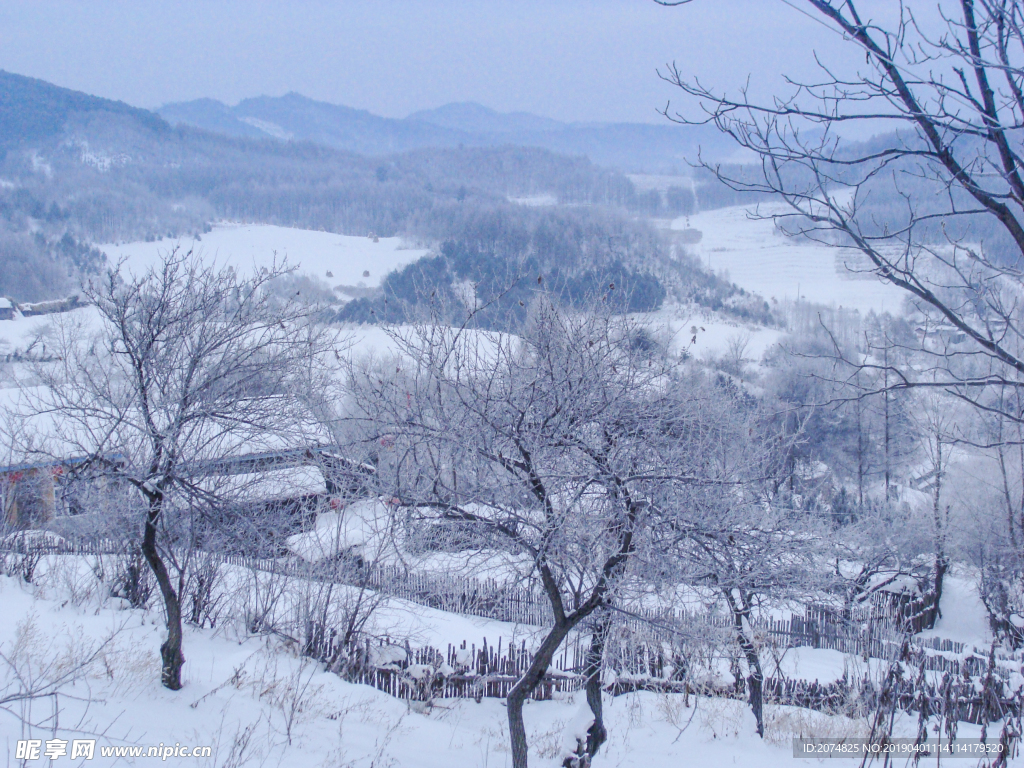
[
  {"x1": 926, "y1": 553, "x2": 949, "y2": 631},
  {"x1": 1016, "y1": 399, "x2": 1024, "y2": 540},
  {"x1": 140, "y1": 496, "x2": 185, "y2": 690},
  {"x1": 563, "y1": 614, "x2": 610, "y2": 768},
  {"x1": 725, "y1": 589, "x2": 764, "y2": 737},
  {"x1": 883, "y1": 344, "x2": 891, "y2": 500},
  {"x1": 856, "y1": 375, "x2": 864, "y2": 508},
  {"x1": 508, "y1": 619, "x2": 575, "y2": 768},
  {"x1": 925, "y1": 437, "x2": 947, "y2": 630}
]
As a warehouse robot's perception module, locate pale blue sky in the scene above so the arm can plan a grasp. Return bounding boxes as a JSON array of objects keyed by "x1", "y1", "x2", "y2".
[{"x1": 0, "y1": 0, "x2": 886, "y2": 124}]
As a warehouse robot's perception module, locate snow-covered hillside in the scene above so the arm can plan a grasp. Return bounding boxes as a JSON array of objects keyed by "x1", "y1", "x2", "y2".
[
  {"x1": 673, "y1": 205, "x2": 906, "y2": 314},
  {"x1": 98, "y1": 225, "x2": 430, "y2": 293},
  {"x1": 0, "y1": 563, "x2": 958, "y2": 768}
]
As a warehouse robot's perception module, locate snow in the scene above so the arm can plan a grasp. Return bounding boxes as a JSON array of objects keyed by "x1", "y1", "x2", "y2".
[
  {"x1": 561, "y1": 702, "x2": 596, "y2": 761},
  {"x1": 509, "y1": 194, "x2": 558, "y2": 206},
  {"x1": 63, "y1": 139, "x2": 131, "y2": 172},
  {"x1": 665, "y1": 310, "x2": 784, "y2": 364},
  {"x1": 673, "y1": 204, "x2": 907, "y2": 314},
  {"x1": 287, "y1": 500, "x2": 535, "y2": 581},
  {"x1": 919, "y1": 572, "x2": 993, "y2": 648},
  {"x1": 98, "y1": 223, "x2": 431, "y2": 291},
  {"x1": 637, "y1": 305, "x2": 784, "y2": 368},
  {"x1": 771, "y1": 647, "x2": 885, "y2": 684},
  {"x1": 238, "y1": 116, "x2": 294, "y2": 140},
  {"x1": 1, "y1": 556, "x2": 1012, "y2": 768},
  {"x1": 286, "y1": 499, "x2": 393, "y2": 564},
  {"x1": 0, "y1": 306, "x2": 101, "y2": 358}
]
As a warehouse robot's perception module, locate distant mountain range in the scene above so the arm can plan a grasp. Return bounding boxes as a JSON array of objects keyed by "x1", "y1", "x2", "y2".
[
  {"x1": 0, "y1": 68, "x2": 653, "y2": 266},
  {"x1": 158, "y1": 93, "x2": 733, "y2": 172},
  {"x1": 0, "y1": 66, "x2": 734, "y2": 172}
]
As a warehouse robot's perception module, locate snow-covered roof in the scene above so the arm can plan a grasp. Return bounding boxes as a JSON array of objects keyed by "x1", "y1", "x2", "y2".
[
  {"x1": 870, "y1": 573, "x2": 921, "y2": 595},
  {"x1": 0, "y1": 381, "x2": 335, "y2": 471},
  {"x1": 287, "y1": 498, "x2": 395, "y2": 563},
  {"x1": 286, "y1": 499, "x2": 535, "y2": 581},
  {"x1": 200, "y1": 465, "x2": 327, "y2": 503}
]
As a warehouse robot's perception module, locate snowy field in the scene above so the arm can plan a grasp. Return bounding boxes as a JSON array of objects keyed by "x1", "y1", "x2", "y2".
[
  {"x1": 1, "y1": 565, "x2": 983, "y2": 768},
  {"x1": 656, "y1": 307, "x2": 785, "y2": 367},
  {"x1": 98, "y1": 224, "x2": 430, "y2": 293},
  {"x1": 674, "y1": 204, "x2": 908, "y2": 315},
  {"x1": 0, "y1": 307, "x2": 100, "y2": 359}
]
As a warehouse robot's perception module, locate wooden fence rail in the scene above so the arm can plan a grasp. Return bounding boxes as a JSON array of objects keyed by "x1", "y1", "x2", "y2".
[
  {"x1": 333, "y1": 634, "x2": 1023, "y2": 726},
  {"x1": 4, "y1": 540, "x2": 1022, "y2": 677}
]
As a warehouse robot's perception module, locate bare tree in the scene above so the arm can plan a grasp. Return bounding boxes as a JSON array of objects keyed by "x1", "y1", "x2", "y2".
[
  {"x1": 659, "y1": 0, "x2": 1024, "y2": 425},
  {"x1": 13, "y1": 250, "x2": 332, "y2": 690},
  {"x1": 645, "y1": 380, "x2": 821, "y2": 737},
  {"x1": 344, "y1": 296, "x2": 788, "y2": 766}
]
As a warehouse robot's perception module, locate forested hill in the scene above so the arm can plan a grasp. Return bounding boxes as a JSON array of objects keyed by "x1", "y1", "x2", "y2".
[
  {"x1": 0, "y1": 71, "x2": 769, "y2": 327},
  {"x1": 0, "y1": 70, "x2": 167, "y2": 148},
  {"x1": 0, "y1": 72, "x2": 662, "y2": 301}
]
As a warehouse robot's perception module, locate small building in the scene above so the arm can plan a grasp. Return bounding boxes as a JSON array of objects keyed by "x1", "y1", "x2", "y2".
[
  {"x1": 20, "y1": 294, "x2": 83, "y2": 317},
  {"x1": 192, "y1": 446, "x2": 375, "y2": 556},
  {"x1": 1, "y1": 460, "x2": 59, "y2": 529},
  {"x1": 1, "y1": 455, "x2": 129, "y2": 534},
  {"x1": 0, "y1": 298, "x2": 15, "y2": 321}
]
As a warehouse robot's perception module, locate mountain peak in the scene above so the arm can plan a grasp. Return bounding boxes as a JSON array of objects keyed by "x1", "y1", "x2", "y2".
[{"x1": 406, "y1": 102, "x2": 564, "y2": 134}]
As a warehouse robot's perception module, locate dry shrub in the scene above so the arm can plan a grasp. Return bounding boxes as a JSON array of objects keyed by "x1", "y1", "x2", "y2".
[
  {"x1": 0, "y1": 613, "x2": 131, "y2": 732},
  {"x1": 1, "y1": 549, "x2": 42, "y2": 583},
  {"x1": 694, "y1": 696, "x2": 749, "y2": 740},
  {"x1": 657, "y1": 691, "x2": 698, "y2": 737},
  {"x1": 763, "y1": 704, "x2": 871, "y2": 746},
  {"x1": 530, "y1": 717, "x2": 569, "y2": 759},
  {"x1": 231, "y1": 645, "x2": 328, "y2": 745},
  {"x1": 36, "y1": 555, "x2": 103, "y2": 606},
  {"x1": 97, "y1": 635, "x2": 159, "y2": 690}
]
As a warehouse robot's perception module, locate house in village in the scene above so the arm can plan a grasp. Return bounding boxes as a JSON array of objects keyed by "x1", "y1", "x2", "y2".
[
  {"x1": 1, "y1": 460, "x2": 59, "y2": 529},
  {"x1": 0, "y1": 443, "x2": 377, "y2": 559},
  {"x1": 194, "y1": 447, "x2": 376, "y2": 555},
  {"x1": 0, "y1": 455, "x2": 133, "y2": 534}
]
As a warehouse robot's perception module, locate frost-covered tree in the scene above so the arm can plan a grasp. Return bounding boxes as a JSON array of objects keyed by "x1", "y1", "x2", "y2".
[
  {"x1": 661, "y1": 0, "x2": 1024, "y2": 424},
  {"x1": 17, "y1": 250, "x2": 332, "y2": 690},
  {"x1": 346, "y1": 297, "x2": 791, "y2": 766}
]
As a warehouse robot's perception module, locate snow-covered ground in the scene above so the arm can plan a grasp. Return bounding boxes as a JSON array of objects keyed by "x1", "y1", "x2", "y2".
[
  {"x1": 1, "y1": 564, "x2": 969, "y2": 768},
  {"x1": 0, "y1": 306, "x2": 100, "y2": 359},
  {"x1": 920, "y1": 571, "x2": 994, "y2": 648},
  {"x1": 0, "y1": 225, "x2": 435, "y2": 364},
  {"x1": 98, "y1": 224, "x2": 430, "y2": 292},
  {"x1": 653, "y1": 306, "x2": 785, "y2": 366},
  {"x1": 673, "y1": 205, "x2": 907, "y2": 315}
]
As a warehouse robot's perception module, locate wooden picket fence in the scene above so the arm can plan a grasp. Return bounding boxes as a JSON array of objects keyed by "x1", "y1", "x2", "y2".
[
  {"x1": 331, "y1": 633, "x2": 1023, "y2": 725},
  {"x1": 345, "y1": 636, "x2": 589, "y2": 701},
  {"x1": 8, "y1": 538, "x2": 1024, "y2": 721},
  {"x1": 761, "y1": 675, "x2": 1023, "y2": 725},
  {"x1": 6, "y1": 538, "x2": 1023, "y2": 677}
]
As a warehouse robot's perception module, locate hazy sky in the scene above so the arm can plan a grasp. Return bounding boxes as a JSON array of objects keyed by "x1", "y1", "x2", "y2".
[{"x1": 0, "y1": 0, "x2": 883, "y2": 124}]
